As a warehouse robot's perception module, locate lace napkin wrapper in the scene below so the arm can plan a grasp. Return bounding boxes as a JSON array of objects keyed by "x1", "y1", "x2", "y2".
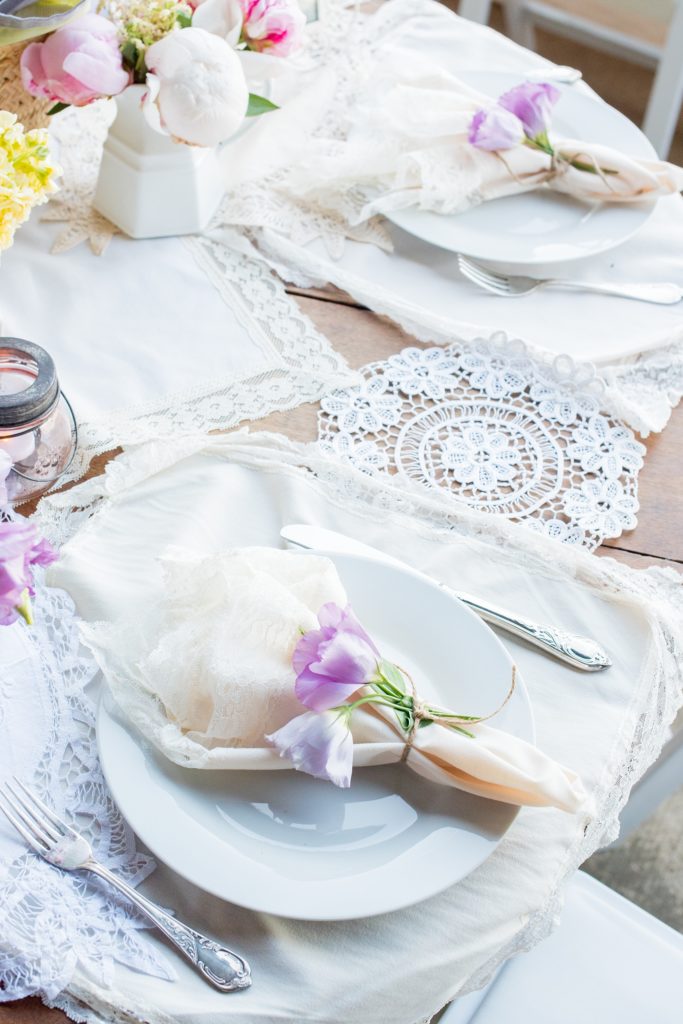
[
  {"x1": 81, "y1": 547, "x2": 590, "y2": 814},
  {"x1": 288, "y1": 68, "x2": 683, "y2": 221}
]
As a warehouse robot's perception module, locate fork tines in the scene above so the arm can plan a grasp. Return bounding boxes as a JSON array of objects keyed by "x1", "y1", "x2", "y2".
[{"x1": 0, "y1": 777, "x2": 64, "y2": 854}]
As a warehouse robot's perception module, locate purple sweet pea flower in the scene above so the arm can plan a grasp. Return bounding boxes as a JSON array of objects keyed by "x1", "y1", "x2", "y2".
[
  {"x1": 468, "y1": 105, "x2": 524, "y2": 151},
  {"x1": 293, "y1": 602, "x2": 380, "y2": 712},
  {"x1": 0, "y1": 520, "x2": 58, "y2": 625},
  {"x1": 267, "y1": 709, "x2": 354, "y2": 787},
  {"x1": 498, "y1": 81, "x2": 560, "y2": 140}
]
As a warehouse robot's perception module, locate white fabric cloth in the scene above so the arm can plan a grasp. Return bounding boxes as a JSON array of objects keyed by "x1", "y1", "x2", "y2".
[
  {"x1": 441, "y1": 872, "x2": 683, "y2": 1024},
  {"x1": 82, "y1": 545, "x2": 590, "y2": 812},
  {"x1": 15, "y1": 0, "x2": 683, "y2": 441},
  {"x1": 0, "y1": 97, "x2": 356, "y2": 485},
  {"x1": 209, "y1": 0, "x2": 683, "y2": 434},
  {"x1": 0, "y1": 583, "x2": 174, "y2": 1004},
  {"x1": 286, "y1": 69, "x2": 683, "y2": 219},
  {"x1": 34, "y1": 429, "x2": 683, "y2": 1024},
  {"x1": 85, "y1": 547, "x2": 347, "y2": 752}
]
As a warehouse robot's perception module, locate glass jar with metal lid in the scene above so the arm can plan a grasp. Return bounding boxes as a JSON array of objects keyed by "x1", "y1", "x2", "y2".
[{"x1": 0, "y1": 338, "x2": 77, "y2": 506}]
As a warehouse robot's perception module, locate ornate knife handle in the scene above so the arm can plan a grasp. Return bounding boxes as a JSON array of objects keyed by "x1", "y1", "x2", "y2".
[
  {"x1": 452, "y1": 590, "x2": 611, "y2": 671},
  {"x1": 88, "y1": 862, "x2": 252, "y2": 991}
]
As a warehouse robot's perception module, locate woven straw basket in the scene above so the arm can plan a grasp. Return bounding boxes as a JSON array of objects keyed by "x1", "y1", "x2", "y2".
[{"x1": 0, "y1": 38, "x2": 50, "y2": 130}]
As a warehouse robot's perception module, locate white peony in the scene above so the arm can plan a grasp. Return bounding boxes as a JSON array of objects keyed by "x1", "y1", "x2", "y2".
[{"x1": 143, "y1": 27, "x2": 248, "y2": 147}]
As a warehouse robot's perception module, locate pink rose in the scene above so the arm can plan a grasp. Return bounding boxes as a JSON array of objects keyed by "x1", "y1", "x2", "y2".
[
  {"x1": 239, "y1": 0, "x2": 305, "y2": 57},
  {"x1": 20, "y1": 14, "x2": 130, "y2": 108}
]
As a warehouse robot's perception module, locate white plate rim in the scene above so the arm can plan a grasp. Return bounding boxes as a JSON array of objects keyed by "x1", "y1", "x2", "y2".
[
  {"x1": 97, "y1": 550, "x2": 535, "y2": 920},
  {"x1": 386, "y1": 70, "x2": 657, "y2": 265}
]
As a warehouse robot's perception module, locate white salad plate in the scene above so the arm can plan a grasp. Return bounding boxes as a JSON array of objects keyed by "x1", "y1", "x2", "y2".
[
  {"x1": 97, "y1": 550, "x2": 534, "y2": 921},
  {"x1": 386, "y1": 70, "x2": 658, "y2": 265}
]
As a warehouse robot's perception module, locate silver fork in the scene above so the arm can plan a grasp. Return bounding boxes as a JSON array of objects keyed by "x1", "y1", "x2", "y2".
[
  {"x1": 457, "y1": 254, "x2": 683, "y2": 305},
  {"x1": 0, "y1": 777, "x2": 251, "y2": 992}
]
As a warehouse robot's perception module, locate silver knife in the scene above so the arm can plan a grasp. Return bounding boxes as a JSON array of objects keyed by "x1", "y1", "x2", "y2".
[{"x1": 280, "y1": 524, "x2": 611, "y2": 672}]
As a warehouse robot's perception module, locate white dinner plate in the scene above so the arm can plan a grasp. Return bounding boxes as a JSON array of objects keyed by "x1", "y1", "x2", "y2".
[
  {"x1": 97, "y1": 550, "x2": 534, "y2": 920},
  {"x1": 386, "y1": 71, "x2": 658, "y2": 265}
]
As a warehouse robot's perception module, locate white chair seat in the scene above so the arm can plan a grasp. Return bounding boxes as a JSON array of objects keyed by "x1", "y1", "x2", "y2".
[{"x1": 442, "y1": 871, "x2": 683, "y2": 1024}]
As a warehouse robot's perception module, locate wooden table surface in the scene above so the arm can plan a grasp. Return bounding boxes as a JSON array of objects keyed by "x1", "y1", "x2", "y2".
[{"x1": 2, "y1": 283, "x2": 681, "y2": 1022}]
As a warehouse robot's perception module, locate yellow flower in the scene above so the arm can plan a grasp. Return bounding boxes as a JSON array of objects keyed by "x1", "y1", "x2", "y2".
[{"x1": 0, "y1": 111, "x2": 60, "y2": 252}]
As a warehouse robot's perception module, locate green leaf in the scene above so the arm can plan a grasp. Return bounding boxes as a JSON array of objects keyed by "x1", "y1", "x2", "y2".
[
  {"x1": 47, "y1": 102, "x2": 69, "y2": 116},
  {"x1": 379, "y1": 659, "x2": 407, "y2": 693},
  {"x1": 121, "y1": 39, "x2": 138, "y2": 71},
  {"x1": 176, "y1": 9, "x2": 192, "y2": 27},
  {"x1": 246, "y1": 93, "x2": 279, "y2": 117}
]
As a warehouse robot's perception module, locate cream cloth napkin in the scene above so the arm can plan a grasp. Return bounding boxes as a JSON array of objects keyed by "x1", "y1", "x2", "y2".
[
  {"x1": 81, "y1": 546, "x2": 590, "y2": 814},
  {"x1": 287, "y1": 68, "x2": 683, "y2": 222}
]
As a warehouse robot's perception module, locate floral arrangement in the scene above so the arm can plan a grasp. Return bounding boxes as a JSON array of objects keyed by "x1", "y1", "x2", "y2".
[
  {"x1": 0, "y1": 109, "x2": 59, "y2": 251},
  {"x1": 469, "y1": 81, "x2": 616, "y2": 178},
  {"x1": 267, "y1": 602, "x2": 513, "y2": 787},
  {"x1": 18, "y1": 0, "x2": 306, "y2": 147},
  {"x1": 0, "y1": 518, "x2": 58, "y2": 625}
]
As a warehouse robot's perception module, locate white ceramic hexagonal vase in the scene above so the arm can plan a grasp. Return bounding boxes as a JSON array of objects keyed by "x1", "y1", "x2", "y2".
[{"x1": 93, "y1": 85, "x2": 225, "y2": 239}]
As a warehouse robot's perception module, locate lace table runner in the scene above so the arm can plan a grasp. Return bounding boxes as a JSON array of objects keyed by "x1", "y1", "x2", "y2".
[
  {"x1": 0, "y1": 583, "x2": 174, "y2": 1003},
  {"x1": 216, "y1": 0, "x2": 683, "y2": 436},
  {"x1": 28, "y1": 430, "x2": 683, "y2": 1024},
  {"x1": 318, "y1": 335, "x2": 646, "y2": 548},
  {"x1": 18, "y1": 0, "x2": 683, "y2": 456},
  {"x1": 0, "y1": 99, "x2": 357, "y2": 488}
]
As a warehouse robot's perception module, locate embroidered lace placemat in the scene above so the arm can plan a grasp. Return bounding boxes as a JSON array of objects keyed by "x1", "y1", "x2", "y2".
[
  {"x1": 0, "y1": 583, "x2": 175, "y2": 1002},
  {"x1": 318, "y1": 336, "x2": 646, "y2": 548},
  {"x1": 30, "y1": 430, "x2": 682, "y2": 1024},
  {"x1": 0, "y1": 101, "x2": 357, "y2": 487}
]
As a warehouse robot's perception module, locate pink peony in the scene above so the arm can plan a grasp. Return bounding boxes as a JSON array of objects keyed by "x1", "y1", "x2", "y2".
[
  {"x1": 20, "y1": 14, "x2": 130, "y2": 108},
  {"x1": 239, "y1": 0, "x2": 305, "y2": 56}
]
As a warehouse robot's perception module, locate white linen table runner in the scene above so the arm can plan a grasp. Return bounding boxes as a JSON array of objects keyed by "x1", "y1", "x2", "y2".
[{"x1": 33, "y1": 430, "x2": 683, "y2": 1024}]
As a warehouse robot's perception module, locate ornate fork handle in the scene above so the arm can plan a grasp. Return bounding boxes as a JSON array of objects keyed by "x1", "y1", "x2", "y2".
[
  {"x1": 87, "y1": 861, "x2": 251, "y2": 991},
  {"x1": 453, "y1": 591, "x2": 611, "y2": 671}
]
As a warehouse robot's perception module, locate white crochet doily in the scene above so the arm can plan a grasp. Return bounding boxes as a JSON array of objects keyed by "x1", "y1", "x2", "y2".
[
  {"x1": 0, "y1": 581, "x2": 173, "y2": 1003},
  {"x1": 318, "y1": 334, "x2": 646, "y2": 549}
]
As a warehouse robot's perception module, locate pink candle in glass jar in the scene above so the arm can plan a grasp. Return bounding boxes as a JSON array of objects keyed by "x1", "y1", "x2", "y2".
[
  {"x1": 0, "y1": 361, "x2": 39, "y2": 461},
  {"x1": 0, "y1": 339, "x2": 77, "y2": 506}
]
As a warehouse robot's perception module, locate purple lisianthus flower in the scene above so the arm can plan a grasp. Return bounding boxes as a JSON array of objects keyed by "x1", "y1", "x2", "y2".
[
  {"x1": 267, "y1": 709, "x2": 354, "y2": 787},
  {"x1": 293, "y1": 602, "x2": 380, "y2": 712},
  {"x1": 468, "y1": 105, "x2": 524, "y2": 151},
  {"x1": 498, "y1": 81, "x2": 560, "y2": 140},
  {"x1": 0, "y1": 520, "x2": 59, "y2": 626}
]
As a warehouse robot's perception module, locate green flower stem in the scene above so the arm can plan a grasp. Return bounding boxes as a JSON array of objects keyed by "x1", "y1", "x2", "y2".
[
  {"x1": 524, "y1": 136, "x2": 618, "y2": 177},
  {"x1": 561, "y1": 155, "x2": 619, "y2": 176},
  {"x1": 15, "y1": 589, "x2": 33, "y2": 626},
  {"x1": 327, "y1": 663, "x2": 484, "y2": 742},
  {"x1": 343, "y1": 694, "x2": 396, "y2": 712}
]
